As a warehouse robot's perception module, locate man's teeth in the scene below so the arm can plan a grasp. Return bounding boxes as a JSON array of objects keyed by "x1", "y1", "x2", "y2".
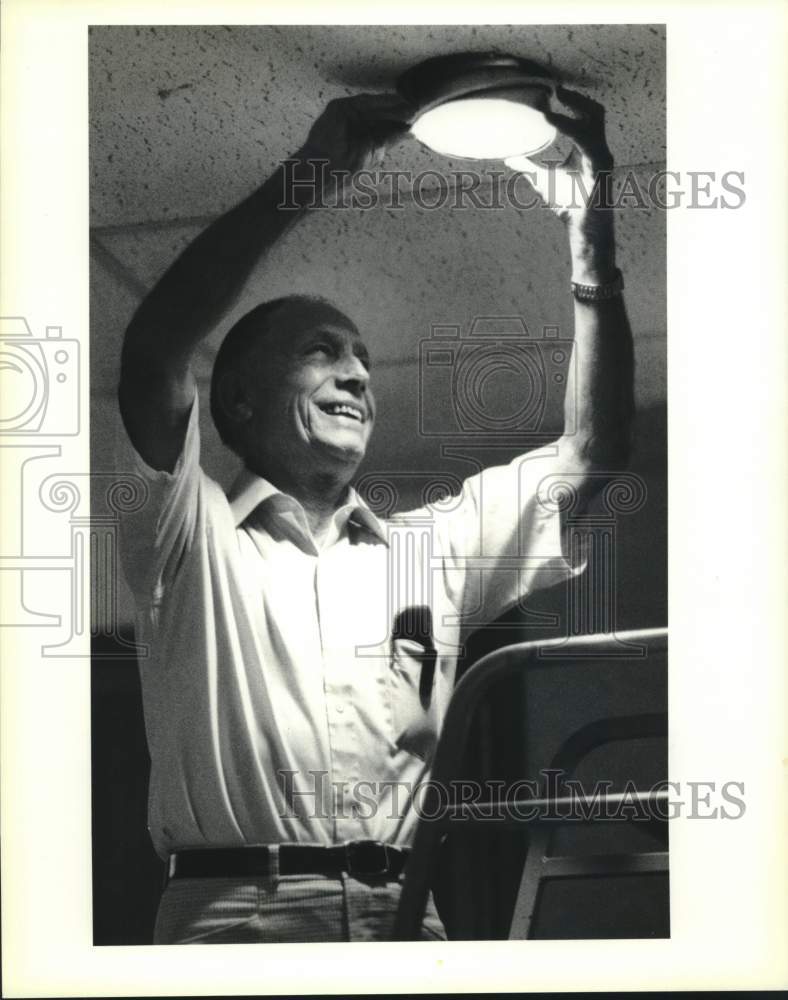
[{"x1": 323, "y1": 403, "x2": 362, "y2": 421}]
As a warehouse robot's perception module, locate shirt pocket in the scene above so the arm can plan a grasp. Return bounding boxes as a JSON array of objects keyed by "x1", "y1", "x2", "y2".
[{"x1": 387, "y1": 637, "x2": 439, "y2": 763}]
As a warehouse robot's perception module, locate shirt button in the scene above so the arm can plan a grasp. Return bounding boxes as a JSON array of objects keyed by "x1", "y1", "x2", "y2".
[{"x1": 336, "y1": 703, "x2": 345, "y2": 714}]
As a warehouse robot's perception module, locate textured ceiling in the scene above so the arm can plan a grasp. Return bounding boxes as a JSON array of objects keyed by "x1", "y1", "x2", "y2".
[
  {"x1": 90, "y1": 24, "x2": 666, "y2": 499},
  {"x1": 90, "y1": 23, "x2": 665, "y2": 227}
]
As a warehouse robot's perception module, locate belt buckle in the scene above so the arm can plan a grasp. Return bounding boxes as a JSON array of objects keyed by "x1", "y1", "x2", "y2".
[{"x1": 344, "y1": 839, "x2": 390, "y2": 876}]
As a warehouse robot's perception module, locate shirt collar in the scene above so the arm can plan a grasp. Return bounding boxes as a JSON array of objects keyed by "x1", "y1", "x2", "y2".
[{"x1": 227, "y1": 466, "x2": 388, "y2": 545}]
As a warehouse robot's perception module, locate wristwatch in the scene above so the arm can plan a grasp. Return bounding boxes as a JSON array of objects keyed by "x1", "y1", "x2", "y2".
[{"x1": 571, "y1": 268, "x2": 625, "y2": 302}]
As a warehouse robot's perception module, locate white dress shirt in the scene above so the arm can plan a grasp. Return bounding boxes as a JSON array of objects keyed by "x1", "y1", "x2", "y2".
[{"x1": 116, "y1": 392, "x2": 578, "y2": 859}]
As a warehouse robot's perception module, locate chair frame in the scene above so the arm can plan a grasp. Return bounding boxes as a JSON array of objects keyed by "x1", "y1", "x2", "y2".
[{"x1": 392, "y1": 627, "x2": 669, "y2": 940}]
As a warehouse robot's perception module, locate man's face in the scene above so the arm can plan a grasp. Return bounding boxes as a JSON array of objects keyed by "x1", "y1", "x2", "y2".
[{"x1": 242, "y1": 310, "x2": 376, "y2": 482}]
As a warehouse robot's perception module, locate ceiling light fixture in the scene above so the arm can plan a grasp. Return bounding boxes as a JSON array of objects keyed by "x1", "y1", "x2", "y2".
[{"x1": 397, "y1": 52, "x2": 558, "y2": 161}]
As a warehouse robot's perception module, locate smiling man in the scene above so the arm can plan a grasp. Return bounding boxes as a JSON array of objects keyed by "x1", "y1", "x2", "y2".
[
  {"x1": 116, "y1": 89, "x2": 633, "y2": 943},
  {"x1": 208, "y1": 296, "x2": 376, "y2": 544}
]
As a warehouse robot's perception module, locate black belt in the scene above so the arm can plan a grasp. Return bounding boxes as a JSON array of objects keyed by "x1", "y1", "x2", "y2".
[{"x1": 167, "y1": 841, "x2": 410, "y2": 882}]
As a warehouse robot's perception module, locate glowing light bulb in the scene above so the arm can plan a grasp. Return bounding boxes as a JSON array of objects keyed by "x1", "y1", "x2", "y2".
[{"x1": 410, "y1": 97, "x2": 556, "y2": 160}]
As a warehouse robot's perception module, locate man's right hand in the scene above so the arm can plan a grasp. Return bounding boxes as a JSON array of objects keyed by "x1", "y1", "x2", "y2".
[{"x1": 297, "y1": 93, "x2": 414, "y2": 177}]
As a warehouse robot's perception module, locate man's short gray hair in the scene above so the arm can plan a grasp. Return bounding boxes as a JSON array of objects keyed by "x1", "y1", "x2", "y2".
[{"x1": 209, "y1": 294, "x2": 357, "y2": 456}]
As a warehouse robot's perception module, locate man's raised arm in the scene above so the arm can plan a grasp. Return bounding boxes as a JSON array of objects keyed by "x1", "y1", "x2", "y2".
[
  {"x1": 118, "y1": 94, "x2": 410, "y2": 472},
  {"x1": 510, "y1": 87, "x2": 635, "y2": 497}
]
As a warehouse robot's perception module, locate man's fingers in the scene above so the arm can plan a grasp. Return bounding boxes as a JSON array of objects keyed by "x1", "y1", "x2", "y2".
[
  {"x1": 364, "y1": 119, "x2": 410, "y2": 146},
  {"x1": 358, "y1": 108, "x2": 415, "y2": 131},
  {"x1": 351, "y1": 98, "x2": 414, "y2": 148},
  {"x1": 544, "y1": 88, "x2": 611, "y2": 166},
  {"x1": 351, "y1": 91, "x2": 409, "y2": 107},
  {"x1": 555, "y1": 85, "x2": 605, "y2": 120},
  {"x1": 543, "y1": 108, "x2": 585, "y2": 141},
  {"x1": 340, "y1": 92, "x2": 416, "y2": 124}
]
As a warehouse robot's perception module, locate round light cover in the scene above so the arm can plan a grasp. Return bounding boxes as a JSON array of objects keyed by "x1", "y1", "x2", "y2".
[
  {"x1": 410, "y1": 96, "x2": 556, "y2": 160},
  {"x1": 398, "y1": 52, "x2": 558, "y2": 161}
]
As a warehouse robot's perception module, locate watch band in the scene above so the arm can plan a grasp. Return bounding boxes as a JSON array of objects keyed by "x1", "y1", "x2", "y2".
[{"x1": 571, "y1": 268, "x2": 624, "y2": 302}]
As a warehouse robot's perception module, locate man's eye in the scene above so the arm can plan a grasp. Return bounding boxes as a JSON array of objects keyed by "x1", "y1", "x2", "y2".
[{"x1": 307, "y1": 344, "x2": 332, "y2": 358}]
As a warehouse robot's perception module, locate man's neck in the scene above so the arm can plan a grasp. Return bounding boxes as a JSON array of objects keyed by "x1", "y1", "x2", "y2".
[
  {"x1": 245, "y1": 458, "x2": 352, "y2": 545},
  {"x1": 298, "y1": 477, "x2": 350, "y2": 544}
]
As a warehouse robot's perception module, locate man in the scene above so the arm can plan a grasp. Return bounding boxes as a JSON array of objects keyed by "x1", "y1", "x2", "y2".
[{"x1": 116, "y1": 87, "x2": 633, "y2": 943}]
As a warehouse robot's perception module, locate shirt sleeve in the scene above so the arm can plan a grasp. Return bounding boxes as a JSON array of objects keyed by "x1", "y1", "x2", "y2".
[
  {"x1": 114, "y1": 391, "x2": 203, "y2": 608},
  {"x1": 427, "y1": 443, "x2": 587, "y2": 626}
]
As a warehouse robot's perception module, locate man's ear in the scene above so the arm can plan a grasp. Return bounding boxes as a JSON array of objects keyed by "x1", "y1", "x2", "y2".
[{"x1": 216, "y1": 370, "x2": 253, "y2": 426}]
